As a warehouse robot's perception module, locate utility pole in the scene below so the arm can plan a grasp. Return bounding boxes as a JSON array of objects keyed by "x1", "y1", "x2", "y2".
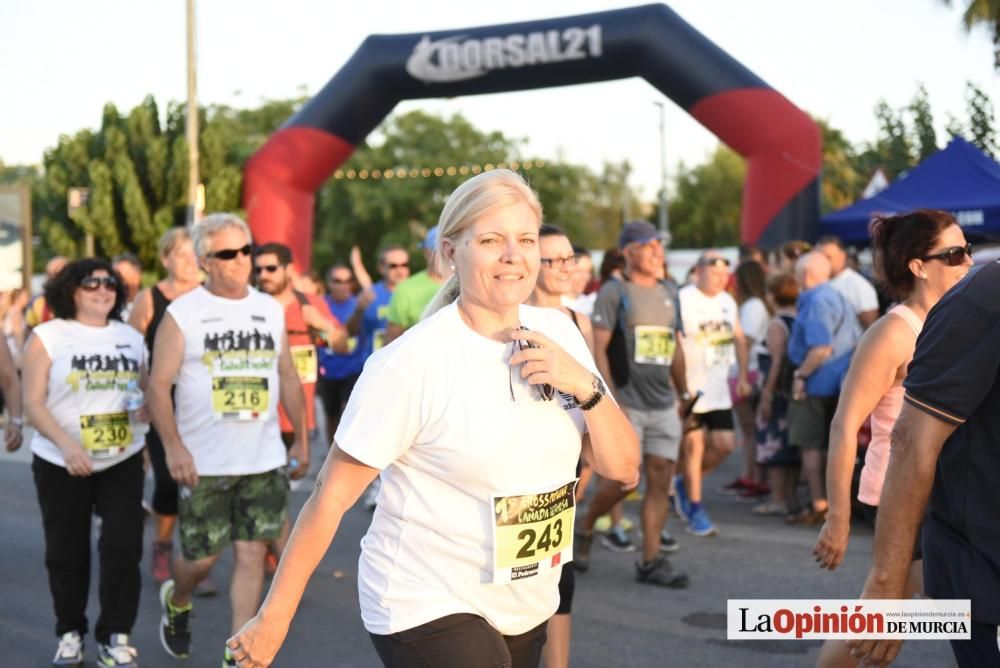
[
  {"x1": 185, "y1": 0, "x2": 199, "y2": 227},
  {"x1": 654, "y1": 101, "x2": 669, "y2": 239}
]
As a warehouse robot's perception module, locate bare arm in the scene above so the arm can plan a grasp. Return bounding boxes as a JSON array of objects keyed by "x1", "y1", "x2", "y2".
[
  {"x1": 350, "y1": 246, "x2": 373, "y2": 290},
  {"x1": 0, "y1": 340, "x2": 23, "y2": 451},
  {"x1": 22, "y1": 335, "x2": 92, "y2": 475},
  {"x1": 277, "y1": 332, "x2": 309, "y2": 479},
  {"x1": 383, "y1": 322, "x2": 405, "y2": 345},
  {"x1": 814, "y1": 317, "x2": 911, "y2": 570},
  {"x1": 576, "y1": 312, "x2": 595, "y2": 358},
  {"x1": 858, "y1": 309, "x2": 879, "y2": 329},
  {"x1": 147, "y1": 314, "x2": 198, "y2": 487},
  {"x1": 758, "y1": 319, "x2": 789, "y2": 422},
  {"x1": 592, "y1": 326, "x2": 617, "y2": 400},
  {"x1": 127, "y1": 287, "x2": 154, "y2": 335},
  {"x1": 228, "y1": 446, "x2": 379, "y2": 666}
]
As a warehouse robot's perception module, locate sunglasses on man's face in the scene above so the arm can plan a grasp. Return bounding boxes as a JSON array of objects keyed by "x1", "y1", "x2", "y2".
[
  {"x1": 699, "y1": 257, "x2": 731, "y2": 269},
  {"x1": 329, "y1": 276, "x2": 353, "y2": 285},
  {"x1": 253, "y1": 264, "x2": 281, "y2": 275},
  {"x1": 383, "y1": 262, "x2": 409, "y2": 270},
  {"x1": 921, "y1": 243, "x2": 972, "y2": 267},
  {"x1": 208, "y1": 244, "x2": 252, "y2": 261},
  {"x1": 80, "y1": 276, "x2": 119, "y2": 291}
]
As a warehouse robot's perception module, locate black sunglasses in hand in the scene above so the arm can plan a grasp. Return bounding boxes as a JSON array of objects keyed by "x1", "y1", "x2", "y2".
[
  {"x1": 921, "y1": 243, "x2": 972, "y2": 267},
  {"x1": 509, "y1": 326, "x2": 555, "y2": 402}
]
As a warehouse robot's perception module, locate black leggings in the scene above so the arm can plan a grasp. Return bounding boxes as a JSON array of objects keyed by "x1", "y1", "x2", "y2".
[
  {"x1": 369, "y1": 614, "x2": 547, "y2": 668},
  {"x1": 146, "y1": 424, "x2": 178, "y2": 516},
  {"x1": 32, "y1": 454, "x2": 145, "y2": 643}
]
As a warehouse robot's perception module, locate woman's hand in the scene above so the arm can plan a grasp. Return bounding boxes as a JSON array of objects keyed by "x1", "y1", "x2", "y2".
[
  {"x1": 758, "y1": 392, "x2": 773, "y2": 423},
  {"x1": 227, "y1": 614, "x2": 289, "y2": 668},
  {"x1": 813, "y1": 516, "x2": 850, "y2": 570},
  {"x1": 60, "y1": 441, "x2": 93, "y2": 477},
  {"x1": 510, "y1": 329, "x2": 592, "y2": 400}
]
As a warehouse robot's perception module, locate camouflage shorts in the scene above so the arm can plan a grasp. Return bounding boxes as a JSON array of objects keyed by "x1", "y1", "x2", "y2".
[{"x1": 178, "y1": 468, "x2": 288, "y2": 561}]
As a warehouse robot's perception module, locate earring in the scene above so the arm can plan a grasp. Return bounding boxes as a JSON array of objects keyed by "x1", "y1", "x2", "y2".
[{"x1": 449, "y1": 264, "x2": 456, "y2": 271}]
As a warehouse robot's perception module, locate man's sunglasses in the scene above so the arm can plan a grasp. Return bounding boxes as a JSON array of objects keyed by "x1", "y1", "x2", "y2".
[
  {"x1": 921, "y1": 243, "x2": 972, "y2": 267},
  {"x1": 699, "y1": 257, "x2": 731, "y2": 268},
  {"x1": 208, "y1": 244, "x2": 252, "y2": 261},
  {"x1": 253, "y1": 264, "x2": 281, "y2": 275},
  {"x1": 80, "y1": 276, "x2": 119, "y2": 291},
  {"x1": 328, "y1": 276, "x2": 353, "y2": 285},
  {"x1": 540, "y1": 255, "x2": 578, "y2": 270},
  {"x1": 383, "y1": 262, "x2": 409, "y2": 270}
]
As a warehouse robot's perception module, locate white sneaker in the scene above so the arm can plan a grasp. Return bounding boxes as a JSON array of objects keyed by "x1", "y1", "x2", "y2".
[
  {"x1": 52, "y1": 631, "x2": 83, "y2": 666},
  {"x1": 97, "y1": 633, "x2": 138, "y2": 667}
]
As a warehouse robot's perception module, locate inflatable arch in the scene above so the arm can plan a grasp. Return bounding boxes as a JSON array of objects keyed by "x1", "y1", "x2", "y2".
[{"x1": 244, "y1": 4, "x2": 821, "y2": 267}]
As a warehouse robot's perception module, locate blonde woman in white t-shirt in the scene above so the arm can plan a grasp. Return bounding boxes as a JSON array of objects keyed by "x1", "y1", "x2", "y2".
[
  {"x1": 22, "y1": 258, "x2": 149, "y2": 667},
  {"x1": 228, "y1": 169, "x2": 640, "y2": 668}
]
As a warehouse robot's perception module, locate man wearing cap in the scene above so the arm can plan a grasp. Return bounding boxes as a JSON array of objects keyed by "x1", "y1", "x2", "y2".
[
  {"x1": 384, "y1": 226, "x2": 452, "y2": 344},
  {"x1": 574, "y1": 220, "x2": 693, "y2": 588}
]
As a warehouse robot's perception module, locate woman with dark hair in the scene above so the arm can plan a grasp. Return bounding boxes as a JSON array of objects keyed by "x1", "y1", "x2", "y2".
[
  {"x1": 812, "y1": 209, "x2": 972, "y2": 667},
  {"x1": 598, "y1": 248, "x2": 625, "y2": 285},
  {"x1": 23, "y1": 258, "x2": 149, "y2": 667}
]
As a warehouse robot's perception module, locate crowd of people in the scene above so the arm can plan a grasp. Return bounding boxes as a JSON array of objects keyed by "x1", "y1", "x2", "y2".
[{"x1": 0, "y1": 164, "x2": 996, "y2": 666}]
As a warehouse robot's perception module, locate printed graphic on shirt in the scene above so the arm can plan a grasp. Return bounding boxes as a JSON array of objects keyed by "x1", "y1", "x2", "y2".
[
  {"x1": 290, "y1": 344, "x2": 318, "y2": 383},
  {"x1": 634, "y1": 325, "x2": 675, "y2": 365},
  {"x1": 201, "y1": 328, "x2": 277, "y2": 421},
  {"x1": 65, "y1": 353, "x2": 140, "y2": 392},
  {"x1": 372, "y1": 305, "x2": 390, "y2": 351},
  {"x1": 697, "y1": 320, "x2": 736, "y2": 367},
  {"x1": 200, "y1": 328, "x2": 277, "y2": 371},
  {"x1": 492, "y1": 480, "x2": 577, "y2": 585},
  {"x1": 79, "y1": 411, "x2": 132, "y2": 459}
]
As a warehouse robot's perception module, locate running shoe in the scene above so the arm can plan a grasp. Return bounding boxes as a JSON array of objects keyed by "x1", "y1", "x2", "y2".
[
  {"x1": 673, "y1": 475, "x2": 692, "y2": 522},
  {"x1": 159, "y1": 579, "x2": 192, "y2": 659},
  {"x1": 717, "y1": 477, "x2": 753, "y2": 496},
  {"x1": 635, "y1": 556, "x2": 689, "y2": 588},
  {"x1": 600, "y1": 525, "x2": 636, "y2": 552},
  {"x1": 96, "y1": 634, "x2": 138, "y2": 667},
  {"x1": 659, "y1": 528, "x2": 679, "y2": 553},
  {"x1": 736, "y1": 482, "x2": 770, "y2": 502},
  {"x1": 151, "y1": 541, "x2": 172, "y2": 583},
  {"x1": 686, "y1": 506, "x2": 718, "y2": 537},
  {"x1": 223, "y1": 645, "x2": 237, "y2": 668},
  {"x1": 572, "y1": 530, "x2": 593, "y2": 572},
  {"x1": 52, "y1": 631, "x2": 83, "y2": 666}
]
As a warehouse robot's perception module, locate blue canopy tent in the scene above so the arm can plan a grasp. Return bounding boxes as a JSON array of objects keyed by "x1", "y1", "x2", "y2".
[{"x1": 821, "y1": 137, "x2": 1000, "y2": 244}]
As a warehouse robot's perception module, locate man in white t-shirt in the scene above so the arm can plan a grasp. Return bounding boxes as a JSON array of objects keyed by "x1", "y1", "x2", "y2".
[
  {"x1": 148, "y1": 214, "x2": 308, "y2": 666},
  {"x1": 816, "y1": 235, "x2": 879, "y2": 329},
  {"x1": 675, "y1": 251, "x2": 751, "y2": 537}
]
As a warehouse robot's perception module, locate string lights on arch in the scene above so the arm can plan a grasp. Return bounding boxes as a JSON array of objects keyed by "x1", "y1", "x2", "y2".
[{"x1": 332, "y1": 159, "x2": 546, "y2": 181}]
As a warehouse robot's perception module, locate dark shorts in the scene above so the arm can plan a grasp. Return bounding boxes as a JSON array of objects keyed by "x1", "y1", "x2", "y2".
[
  {"x1": 177, "y1": 468, "x2": 288, "y2": 561},
  {"x1": 317, "y1": 374, "x2": 359, "y2": 421},
  {"x1": 858, "y1": 502, "x2": 923, "y2": 561},
  {"x1": 555, "y1": 565, "x2": 575, "y2": 615},
  {"x1": 369, "y1": 614, "x2": 547, "y2": 668},
  {"x1": 689, "y1": 409, "x2": 734, "y2": 432},
  {"x1": 950, "y1": 620, "x2": 1000, "y2": 667},
  {"x1": 787, "y1": 395, "x2": 839, "y2": 450}
]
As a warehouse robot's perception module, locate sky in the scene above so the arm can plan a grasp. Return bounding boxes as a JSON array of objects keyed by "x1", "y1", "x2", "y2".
[{"x1": 2, "y1": 0, "x2": 997, "y2": 199}]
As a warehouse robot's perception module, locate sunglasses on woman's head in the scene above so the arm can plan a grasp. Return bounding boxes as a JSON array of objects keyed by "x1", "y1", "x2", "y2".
[
  {"x1": 208, "y1": 244, "x2": 252, "y2": 261},
  {"x1": 921, "y1": 243, "x2": 972, "y2": 267},
  {"x1": 79, "y1": 276, "x2": 119, "y2": 291}
]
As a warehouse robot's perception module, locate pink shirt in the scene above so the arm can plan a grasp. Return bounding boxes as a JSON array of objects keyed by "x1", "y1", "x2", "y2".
[{"x1": 857, "y1": 304, "x2": 923, "y2": 506}]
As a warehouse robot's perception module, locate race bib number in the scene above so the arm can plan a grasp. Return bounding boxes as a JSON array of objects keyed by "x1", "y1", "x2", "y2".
[
  {"x1": 491, "y1": 480, "x2": 577, "y2": 585},
  {"x1": 634, "y1": 325, "x2": 675, "y2": 365},
  {"x1": 704, "y1": 336, "x2": 736, "y2": 368},
  {"x1": 211, "y1": 376, "x2": 269, "y2": 421},
  {"x1": 372, "y1": 328, "x2": 386, "y2": 352},
  {"x1": 79, "y1": 412, "x2": 132, "y2": 459},
  {"x1": 290, "y1": 345, "x2": 318, "y2": 384}
]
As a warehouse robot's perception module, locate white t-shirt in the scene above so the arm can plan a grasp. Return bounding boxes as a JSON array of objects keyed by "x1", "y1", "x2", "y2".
[
  {"x1": 335, "y1": 302, "x2": 601, "y2": 636},
  {"x1": 31, "y1": 319, "x2": 146, "y2": 471},
  {"x1": 167, "y1": 286, "x2": 287, "y2": 476},
  {"x1": 830, "y1": 268, "x2": 879, "y2": 316},
  {"x1": 679, "y1": 284, "x2": 739, "y2": 412},
  {"x1": 561, "y1": 293, "x2": 596, "y2": 318},
  {"x1": 738, "y1": 297, "x2": 769, "y2": 373}
]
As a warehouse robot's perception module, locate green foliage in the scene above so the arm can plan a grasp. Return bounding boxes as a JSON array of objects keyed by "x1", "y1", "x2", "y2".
[
  {"x1": 966, "y1": 81, "x2": 998, "y2": 156},
  {"x1": 940, "y1": 0, "x2": 1000, "y2": 69},
  {"x1": 909, "y1": 84, "x2": 939, "y2": 161},
  {"x1": 667, "y1": 146, "x2": 745, "y2": 248}
]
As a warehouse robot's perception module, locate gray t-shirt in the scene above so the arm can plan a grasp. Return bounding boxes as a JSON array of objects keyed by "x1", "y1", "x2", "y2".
[{"x1": 592, "y1": 279, "x2": 681, "y2": 410}]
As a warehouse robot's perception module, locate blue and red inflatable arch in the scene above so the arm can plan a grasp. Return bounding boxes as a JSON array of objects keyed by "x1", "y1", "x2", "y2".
[{"x1": 244, "y1": 4, "x2": 821, "y2": 267}]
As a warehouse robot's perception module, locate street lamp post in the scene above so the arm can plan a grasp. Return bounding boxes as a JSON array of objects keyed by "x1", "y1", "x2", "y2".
[
  {"x1": 185, "y1": 0, "x2": 199, "y2": 227},
  {"x1": 654, "y1": 101, "x2": 669, "y2": 239}
]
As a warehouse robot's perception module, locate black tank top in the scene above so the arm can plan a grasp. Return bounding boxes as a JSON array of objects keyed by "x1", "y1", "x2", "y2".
[
  {"x1": 568, "y1": 308, "x2": 580, "y2": 332},
  {"x1": 145, "y1": 285, "x2": 172, "y2": 364}
]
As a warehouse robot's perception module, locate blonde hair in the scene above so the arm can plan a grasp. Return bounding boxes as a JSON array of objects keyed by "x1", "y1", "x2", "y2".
[
  {"x1": 191, "y1": 213, "x2": 252, "y2": 259},
  {"x1": 158, "y1": 227, "x2": 192, "y2": 261},
  {"x1": 421, "y1": 169, "x2": 543, "y2": 319}
]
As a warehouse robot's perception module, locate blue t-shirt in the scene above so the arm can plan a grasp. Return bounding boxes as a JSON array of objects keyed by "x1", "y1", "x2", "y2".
[
  {"x1": 319, "y1": 295, "x2": 365, "y2": 380},
  {"x1": 788, "y1": 283, "x2": 860, "y2": 397},
  {"x1": 359, "y1": 281, "x2": 393, "y2": 361},
  {"x1": 902, "y1": 261, "x2": 1000, "y2": 623}
]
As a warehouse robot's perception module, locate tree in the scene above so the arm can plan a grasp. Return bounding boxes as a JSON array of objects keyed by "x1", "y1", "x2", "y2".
[
  {"x1": 966, "y1": 81, "x2": 999, "y2": 156},
  {"x1": 909, "y1": 84, "x2": 939, "y2": 161},
  {"x1": 940, "y1": 0, "x2": 1000, "y2": 69},
  {"x1": 667, "y1": 146, "x2": 745, "y2": 248},
  {"x1": 816, "y1": 118, "x2": 864, "y2": 213}
]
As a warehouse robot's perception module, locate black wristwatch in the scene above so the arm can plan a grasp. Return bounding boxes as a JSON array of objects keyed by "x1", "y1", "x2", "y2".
[{"x1": 579, "y1": 375, "x2": 607, "y2": 411}]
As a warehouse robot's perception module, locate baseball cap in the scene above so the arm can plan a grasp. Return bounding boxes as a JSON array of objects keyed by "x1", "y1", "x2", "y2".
[
  {"x1": 618, "y1": 221, "x2": 659, "y2": 249},
  {"x1": 423, "y1": 225, "x2": 440, "y2": 251}
]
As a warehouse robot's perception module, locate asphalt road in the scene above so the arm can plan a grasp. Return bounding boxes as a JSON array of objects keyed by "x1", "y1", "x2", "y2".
[{"x1": 0, "y1": 430, "x2": 955, "y2": 667}]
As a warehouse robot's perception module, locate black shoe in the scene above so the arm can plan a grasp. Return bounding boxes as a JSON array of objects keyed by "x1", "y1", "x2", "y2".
[
  {"x1": 159, "y1": 579, "x2": 192, "y2": 658},
  {"x1": 572, "y1": 531, "x2": 593, "y2": 572},
  {"x1": 600, "y1": 526, "x2": 637, "y2": 553},
  {"x1": 636, "y1": 556, "x2": 689, "y2": 588}
]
